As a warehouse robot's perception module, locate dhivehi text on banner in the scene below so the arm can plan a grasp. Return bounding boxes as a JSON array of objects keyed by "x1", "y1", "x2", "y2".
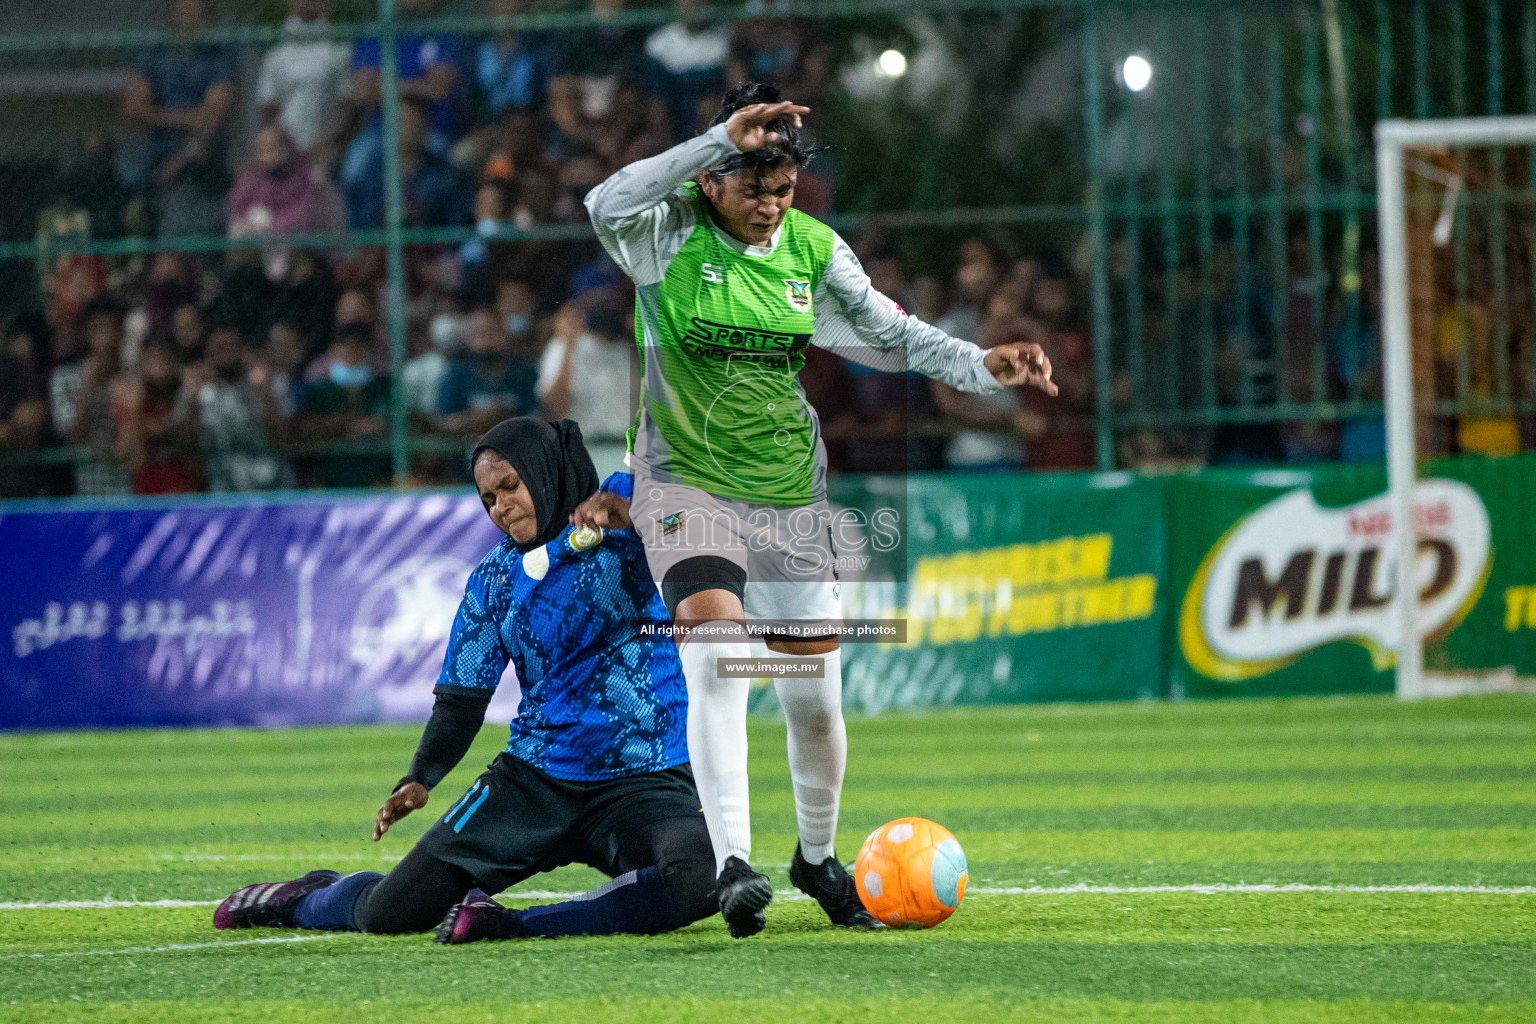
[{"x1": 0, "y1": 493, "x2": 510, "y2": 730}]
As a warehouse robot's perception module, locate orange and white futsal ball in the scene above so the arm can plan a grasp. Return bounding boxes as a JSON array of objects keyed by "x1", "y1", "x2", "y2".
[{"x1": 853, "y1": 817, "x2": 968, "y2": 928}]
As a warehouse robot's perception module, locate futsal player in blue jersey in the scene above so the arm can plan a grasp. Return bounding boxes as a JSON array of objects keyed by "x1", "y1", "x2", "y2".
[{"x1": 214, "y1": 417, "x2": 717, "y2": 943}]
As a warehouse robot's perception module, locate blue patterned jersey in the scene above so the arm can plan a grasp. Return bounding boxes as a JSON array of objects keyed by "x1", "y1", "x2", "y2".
[{"x1": 434, "y1": 472, "x2": 687, "y2": 780}]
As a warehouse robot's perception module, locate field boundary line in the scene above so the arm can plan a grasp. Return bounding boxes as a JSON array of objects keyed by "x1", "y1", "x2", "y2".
[
  {"x1": 5, "y1": 883, "x2": 1535, "y2": 912},
  {"x1": 0, "y1": 899, "x2": 220, "y2": 909},
  {"x1": 1, "y1": 934, "x2": 342, "y2": 958},
  {"x1": 972, "y1": 884, "x2": 1536, "y2": 895},
  {"x1": 0, "y1": 892, "x2": 582, "y2": 910}
]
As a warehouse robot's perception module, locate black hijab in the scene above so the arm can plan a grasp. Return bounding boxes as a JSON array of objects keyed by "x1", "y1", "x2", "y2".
[{"x1": 470, "y1": 417, "x2": 599, "y2": 553}]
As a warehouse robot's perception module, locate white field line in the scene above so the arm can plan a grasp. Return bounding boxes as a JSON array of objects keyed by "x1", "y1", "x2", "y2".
[
  {"x1": 2, "y1": 934, "x2": 342, "y2": 959},
  {"x1": 0, "y1": 899, "x2": 219, "y2": 910},
  {"x1": 0, "y1": 890, "x2": 582, "y2": 910},
  {"x1": 5, "y1": 884, "x2": 1534, "y2": 960},
  {"x1": 5, "y1": 882, "x2": 1535, "y2": 913},
  {"x1": 157, "y1": 853, "x2": 405, "y2": 863},
  {"x1": 973, "y1": 883, "x2": 1536, "y2": 895}
]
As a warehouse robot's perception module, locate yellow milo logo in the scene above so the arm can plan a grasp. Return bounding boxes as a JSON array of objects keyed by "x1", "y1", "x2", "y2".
[{"x1": 907, "y1": 533, "x2": 1157, "y2": 646}]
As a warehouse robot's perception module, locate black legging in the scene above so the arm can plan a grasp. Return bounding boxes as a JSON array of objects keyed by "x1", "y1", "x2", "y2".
[
  {"x1": 351, "y1": 815, "x2": 716, "y2": 934},
  {"x1": 352, "y1": 842, "x2": 477, "y2": 934}
]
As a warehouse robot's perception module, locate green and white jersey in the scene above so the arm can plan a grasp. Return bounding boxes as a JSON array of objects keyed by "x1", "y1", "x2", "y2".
[{"x1": 586, "y1": 123, "x2": 1002, "y2": 506}]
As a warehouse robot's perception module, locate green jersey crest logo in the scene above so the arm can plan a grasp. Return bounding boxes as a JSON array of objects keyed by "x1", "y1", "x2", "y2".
[
  {"x1": 658, "y1": 511, "x2": 687, "y2": 536},
  {"x1": 784, "y1": 279, "x2": 812, "y2": 312}
]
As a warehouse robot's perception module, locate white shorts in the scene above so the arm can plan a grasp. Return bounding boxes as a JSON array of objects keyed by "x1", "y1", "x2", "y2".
[{"x1": 630, "y1": 475, "x2": 844, "y2": 629}]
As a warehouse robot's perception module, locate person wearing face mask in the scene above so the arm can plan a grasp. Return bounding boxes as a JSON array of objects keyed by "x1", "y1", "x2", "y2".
[
  {"x1": 437, "y1": 304, "x2": 542, "y2": 435},
  {"x1": 403, "y1": 294, "x2": 467, "y2": 420},
  {"x1": 169, "y1": 302, "x2": 207, "y2": 364},
  {"x1": 121, "y1": 340, "x2": 201, "y2": 494},
  {"x1": 458, "y1": 180, "x2": 513, "y2": 298},
  {"x1": 51, "y1": 296, "x2": 134, "y2": 496},
  {"x1": 255, "y1": 0, "x2": 352, "y2": 156},
  {"x1": 0, "y1": 316, "x2": 67, "y2": 498},
  {"x1": 536, "y1": 303, "x2": 636, "y2": 477},
  {"x1": 264, "y1": 321, "x2": 306, "y2": 418},
  {"x1": 296, "y1": 330, "x2": 392, "y2": 487},
  {"x1": 176, "y1": 323, "x2": 293, "y2": 492},
  {"x1": 306, "y1": 288, "x2": 378, "y2": 383},
  {"x1": 1016, "y1": 261, "x2": 1096, "y2": 470},
  {"x1": 495, "y1": 279, "x2": 539, "y2": 341}
]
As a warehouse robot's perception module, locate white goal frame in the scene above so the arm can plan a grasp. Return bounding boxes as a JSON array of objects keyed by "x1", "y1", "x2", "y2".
[{"x1": 1375, "y1": 115, "x2": 1536, "y2": 698}]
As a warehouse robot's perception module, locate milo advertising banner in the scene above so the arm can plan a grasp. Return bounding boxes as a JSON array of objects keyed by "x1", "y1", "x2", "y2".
[
  {"x1": 1170, "y1": 455, "x2": 1536, "y2": 697},
  {"x1": 836, "y1": 472, "x2": 1170, "y2": 713},
  {"x1": 835, "y1": 452, "x2": 1536, "y2": 710}
]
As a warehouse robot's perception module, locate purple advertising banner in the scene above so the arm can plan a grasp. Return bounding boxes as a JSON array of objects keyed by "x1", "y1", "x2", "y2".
[{"x1": 0, "y1": 492, "x2": 515, "y2": 730}]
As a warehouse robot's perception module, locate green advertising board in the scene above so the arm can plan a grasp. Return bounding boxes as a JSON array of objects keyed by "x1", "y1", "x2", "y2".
[
  {"x1": 835, "y1": 471, "x2": 1170, "y2": 713},
  {"x1": 1168, "y1": 464, "x2": 1398, "y2": 699},
  {"x1": 1170, "y1": 455, "x2": 1536, "y2": 698},
  {"x1": 813, "y1": 453, "x2": 1536, "y2": 713},
  {"x1": 1423, "y1": 454, "x2": 1536, "y2": 681}
]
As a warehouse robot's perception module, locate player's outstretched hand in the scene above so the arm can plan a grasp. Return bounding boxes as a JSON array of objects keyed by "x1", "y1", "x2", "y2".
[
  {"x1": 374, "y1": 781, "x2": 428, "y2": 841},
  {"x1": 725, "y1": 101, "x2": 810, "y2": 152},
  {"x1": 985, "y1": 341, "x2": 1058, "y2": 396},
  {"x1": 570, "y1": 491, "x2": 633, "y2": 531}
]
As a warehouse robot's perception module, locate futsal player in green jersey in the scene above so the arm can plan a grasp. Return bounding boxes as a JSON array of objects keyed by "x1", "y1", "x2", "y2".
[{"x1": 584, "y1": 83, "x2": 1057, "y2": 937}]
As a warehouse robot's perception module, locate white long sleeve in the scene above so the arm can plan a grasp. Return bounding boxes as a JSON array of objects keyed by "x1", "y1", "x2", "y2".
[
  {"x1": 583, "y1": 123, "x2": 740, "y2": 287},
  {"x1": 811, "y1": 234, "x2": 1002, "y2": 395},
  {"x1": 585, "y1": 128, "x2": 1000, "y2": 396}
]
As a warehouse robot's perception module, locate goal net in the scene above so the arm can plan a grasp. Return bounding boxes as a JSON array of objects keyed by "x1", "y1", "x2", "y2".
[{"x1": 1376, "y1": 116, "x2": 1536, "y2": 698}]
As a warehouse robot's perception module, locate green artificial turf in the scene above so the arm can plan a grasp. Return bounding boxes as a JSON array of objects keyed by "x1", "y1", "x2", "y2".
[{"x1": 2, "y1": 694, "x2": 1534, "y2": 1022}]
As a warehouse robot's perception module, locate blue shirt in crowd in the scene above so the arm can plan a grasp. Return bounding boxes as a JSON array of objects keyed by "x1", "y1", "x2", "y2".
[
  {"x1": 472, "y1": 33, "x2": 554, "y2": 120},
  {"x1": 353, "y1": 34, "x2": 461, "y2": 138}
]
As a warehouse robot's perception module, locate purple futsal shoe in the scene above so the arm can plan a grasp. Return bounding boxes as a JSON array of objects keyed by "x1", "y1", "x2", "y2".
[
  {"x1": 435, "y1": 889, "x2": 520, "y2": 944},
  {"x1": 214, "y1": 870, "x2": 340, "y2": 929}
]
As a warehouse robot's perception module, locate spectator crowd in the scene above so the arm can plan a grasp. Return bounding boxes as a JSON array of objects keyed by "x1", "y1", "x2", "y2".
[
  {"x1": 3, "y1": 0, "x2": 1528, "y2": 499},
  {"x1": 2, "y1": 0, "x2": 841, "y2": 496}
]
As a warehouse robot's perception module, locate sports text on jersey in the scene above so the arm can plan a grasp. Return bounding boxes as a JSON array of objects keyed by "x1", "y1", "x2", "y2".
[{"x1": 681, "y1": 317, "x2": 812, "y2": 358}]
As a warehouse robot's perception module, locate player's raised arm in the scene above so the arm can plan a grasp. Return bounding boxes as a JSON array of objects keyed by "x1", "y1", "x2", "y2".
[
  {"x1": 811, "y1": 234, "x2": 1057, "y2": 397},
  {"x1": 584, "y1": 101, "x2": 811, "y2": 285},
  {"x1": 584, "y1": 101, "x2": 807, "y2": 228},
  {"x1": 583, "y1": 124, "x2": 737, "y2": 231}
]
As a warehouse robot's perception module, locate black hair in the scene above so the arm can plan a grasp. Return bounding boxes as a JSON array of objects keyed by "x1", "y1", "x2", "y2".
[
  {"x1": 204, "y1": 301, "x2": 245, "y2": 331},
  {"x1": 476, "y1": 176, "x2": 515, "y2": 208},
  {"x1": 1035, "y1": 255, "x2": 1073, "y2": 282},
  {"x1": 138, "y1": 336, "x2": 178, "y2": 358},
  {"x1": 705, "y1": 82, "x2": 826, "y2": 178},
  {"x1": 81, "y1": 294, "x2": 124, "y2": 325}
]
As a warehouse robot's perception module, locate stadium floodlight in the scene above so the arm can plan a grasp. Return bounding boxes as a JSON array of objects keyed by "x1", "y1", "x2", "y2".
[
  {"x1": 877, "y1": 49, "x2": 908, "y2": 77},
  {"x1": 1374, "y1": 115, "x2": 1536, "y2": 699},
  {"x1": 1120, "y1": 53, "x2": 1153, "y2": 93}
]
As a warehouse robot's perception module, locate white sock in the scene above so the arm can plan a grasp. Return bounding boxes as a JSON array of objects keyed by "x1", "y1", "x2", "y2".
[
  {"x1": 773, "y1": 647, "x2": 846, "y2": 865},
  {"x1": 677, "y1": 627, "x2": 753, "y2": 873}
]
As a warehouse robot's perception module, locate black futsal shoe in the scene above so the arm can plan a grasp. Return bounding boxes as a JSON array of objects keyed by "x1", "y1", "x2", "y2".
[
  {"x1": 789, "y1": 843, "x2": 881, "y2": 930},
  {"x1": 436, "y1": 889, "x2": 525, "y2": 944},
  {"x1": 213, "y1": 870, "x2": 340, "y2": 929},
  {"x1": 715, "y1": 856, "x2": 773, "y2": 938}
]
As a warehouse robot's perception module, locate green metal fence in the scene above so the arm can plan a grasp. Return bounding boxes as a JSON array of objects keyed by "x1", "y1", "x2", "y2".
[{"x1": 2, "y1": 0, "x2": 1534, "y2": 488}]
